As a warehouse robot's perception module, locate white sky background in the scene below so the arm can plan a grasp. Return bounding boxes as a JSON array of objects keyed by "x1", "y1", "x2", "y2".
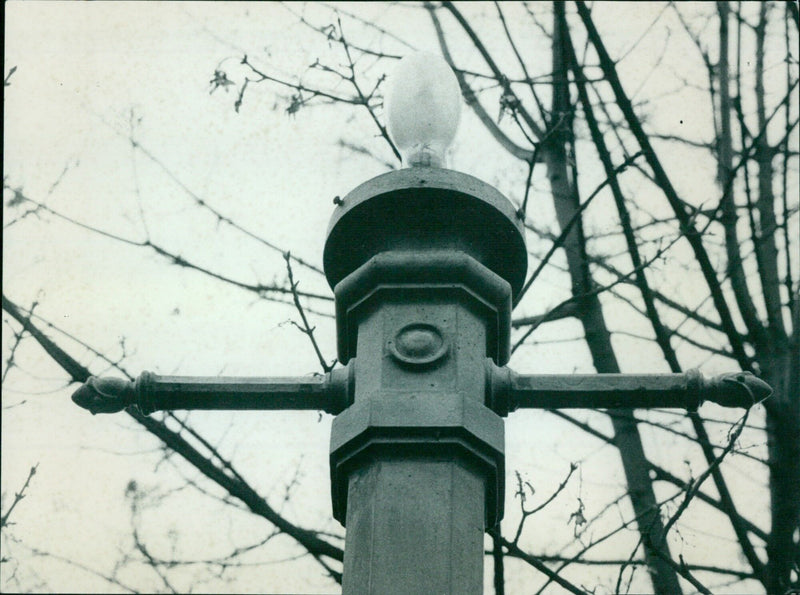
[{"x1": 3, "y1": 2, "x2": 794, "y2": 593}]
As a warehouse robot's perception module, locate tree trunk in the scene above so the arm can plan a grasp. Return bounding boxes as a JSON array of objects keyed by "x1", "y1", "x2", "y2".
[
  {"x1": 753, "y1": 7, "x2": 799, "y2": 592},
  {"x1": 547, "y1": 6, "x2": 682, "y2": 593}
]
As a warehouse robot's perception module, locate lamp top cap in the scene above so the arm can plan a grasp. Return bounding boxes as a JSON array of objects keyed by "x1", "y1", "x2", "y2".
[{"x1": 323, "y1": 167, "x2": 527, "y2": 304}]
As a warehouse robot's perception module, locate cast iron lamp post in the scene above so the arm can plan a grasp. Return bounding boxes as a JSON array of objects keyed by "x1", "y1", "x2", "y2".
[{"x1": 71, "y1": 54, "x2": 770, "y2": 594}]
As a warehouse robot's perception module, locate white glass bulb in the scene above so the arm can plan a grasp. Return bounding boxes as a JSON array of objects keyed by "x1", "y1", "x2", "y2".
[{"x1": 385, "y1": 52, "x2": 462, "y2": 168}]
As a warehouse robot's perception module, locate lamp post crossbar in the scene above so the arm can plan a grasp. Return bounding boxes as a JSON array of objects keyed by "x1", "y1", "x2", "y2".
[
  {"x1": 488, "y1": 368, "x2": 769, "y2": 414},
  {"x1": 73, "y1": 367, "x2": 766, "y2": 416},
  {"x1": 72, "y1": 367, "x2": 352, "y2": 416}
]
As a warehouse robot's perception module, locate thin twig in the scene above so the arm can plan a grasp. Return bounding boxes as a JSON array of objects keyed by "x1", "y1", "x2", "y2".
[
  {"x1": 2, "y1": 307, "x2": 34, "y2": 384},
  {"x1": 1, "y1": 464, "x2": 38, "y2": 529},
  {"x1": 513, "y1": 227, "x2": 683, "y2": 353},
  {"x1": 512, "y1": 463, "x2": 577, "y2": 545},
  {"x1": 516, "y1": 151, "x2": 644, "y2": 303},
  {"x1": 660, "y1": 407, "x2": 753, "y2": 544},
  {"x1": 549, "y1": 408, "x2": 769, "y2": 541},
  {"x1": 427, "y1": 4, "x2": 535, "y2": 162},
  {"x1": 487, "y1": 528, "x2": 585, "y2": 595},
  {"x1": 284, "y1": 253, "x2": 336, "y2": 373},
  {"x1": 124, "y1": 137, "x2": 324, "y2": 276},
  {"x1": 4, "y1": 188, "x2": 333, "y2": 305},
  {"x1": 10, "y1": 538, "x2": 139, "y2": 593},
  {"x1": 335, "y1": 17, "x2": 401, "y2": 162}
]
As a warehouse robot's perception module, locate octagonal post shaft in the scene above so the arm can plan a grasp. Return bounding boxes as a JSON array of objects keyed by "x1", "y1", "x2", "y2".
[{"x1": 324, "y1": 169, "x2": 527, "y2": 594}]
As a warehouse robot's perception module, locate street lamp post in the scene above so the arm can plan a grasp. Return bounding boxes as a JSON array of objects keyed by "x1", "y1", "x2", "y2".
[{"x1": 70, "y1": 54, "x2": 771, "y2": 594}]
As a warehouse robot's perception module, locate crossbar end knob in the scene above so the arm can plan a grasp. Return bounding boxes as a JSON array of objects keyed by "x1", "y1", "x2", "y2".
[
  {"x1": 72, "y1": 377, "x2": 134, "y2": 415},
  {"x1": 706, "y1": 371, "x2": 772, "y2": 408}
]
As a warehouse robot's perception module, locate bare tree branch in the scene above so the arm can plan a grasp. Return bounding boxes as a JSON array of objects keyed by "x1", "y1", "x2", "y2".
[
  {"x1": 1, "y1": 295, "x2": 345, "y2": 576},
  {"x1": 284, "y1": 252, "x2": 336, "y2": 373},
  {"x1": 427, "y1": 4, "x2": 535, "y2": 162},
  {"x1": 1, "y1": 465, "x2": 38, "y2": 529},
  {"x1": 575, "y1": 0, "x2": 754, "y2": 370},
  {"x1": 4, "y1": 188, "x2": 333, "y2": 305},
  {"x1": 487, "y1": 528, "x2": 585, "y2": 595}
]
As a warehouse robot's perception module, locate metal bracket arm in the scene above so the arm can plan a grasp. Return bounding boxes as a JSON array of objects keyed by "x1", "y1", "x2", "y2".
[
  {"x1": 487, "y1": 364, "x2": 772, "y2": 415},
  {"x1": 72, "y1": 365, "x2": 353, "y2": 416}
]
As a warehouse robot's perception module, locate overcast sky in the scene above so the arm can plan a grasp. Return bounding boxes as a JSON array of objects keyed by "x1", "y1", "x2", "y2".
[{"x1": 3, "y1": 2, "x2": 786, "y2": 593}]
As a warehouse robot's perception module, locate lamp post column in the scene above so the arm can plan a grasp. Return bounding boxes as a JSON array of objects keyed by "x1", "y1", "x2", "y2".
[{"x1": 323, "y1": 169, "x2": 528, "y2": 594}]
